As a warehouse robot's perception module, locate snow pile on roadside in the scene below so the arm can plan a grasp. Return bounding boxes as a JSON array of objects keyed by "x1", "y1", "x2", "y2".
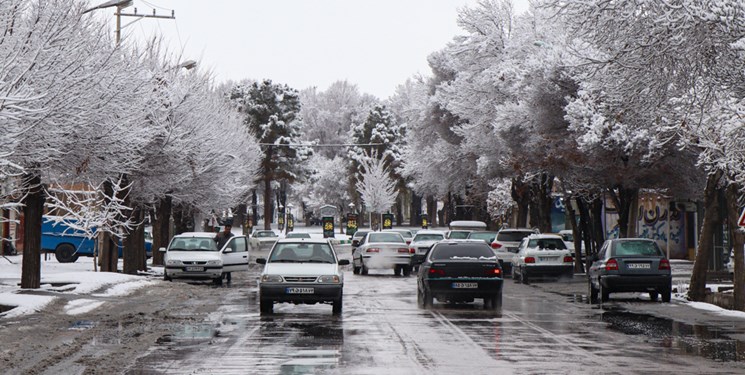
[
  {"x1": 687, "y1": 301, "x2": 745, "y2": 319},
  {"x1": 0, "y1": 293, "x2": 56, "y2": 318}
]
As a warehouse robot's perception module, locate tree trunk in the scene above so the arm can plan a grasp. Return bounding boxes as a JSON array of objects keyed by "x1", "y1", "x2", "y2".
[
  {"x1": 251, "y1": 189, "x2": 258, "y2": 231},
  {"x1": 725, "y1": 182, "x2": 745, "y2": 311},
  {"x1": 608, "y1": 186, "x2": 638, "y2": 238},
  {"x1": 395, "y1": 194, "x2": 404, "y2": 226},
  {"x1": 234, "y1": 203, "x2": 247, "y2": 234},
  {"x1": 566, "y1": 197, "x2": 584, "y2": 273},
  {"x1": 99, "y1": 179, "x2": 118, "y2": 273},
  {"x1": 151, "y1": 196, "x2": 171, "y2": 266},
  {"x1": 263, "y1": 175, "x2": 272, "y2": 230},
  {"x1": 172, "y1": 203, "x2": 194, "y2": 235},
  {"x1": 528, "y1": 173, "x2": 554, "y2": 233},
  {"x1": 511, "y1": 177, "x2": 530, "y2": 228},
  {"x1": 20, "y1": 173, "x2": 44, "y2": 289},
  {"x1": 591, "y1": 195, "x2": 605, "y2": 252},
  {"x1": 427, "y1": 195, "x2": 438, "y2": 227},
  {"x1": 410, "y1": 190, "x2": 421, "y2": 227},
  {"x1": 689, "y1": 170, "x2": 723, "y2": 302},
  {"x1": 123, "y1": 207, "x2": 145, "y2": 275},
  {"x1": 577, "y1": 197, "x2": 593, "y2": 271}
]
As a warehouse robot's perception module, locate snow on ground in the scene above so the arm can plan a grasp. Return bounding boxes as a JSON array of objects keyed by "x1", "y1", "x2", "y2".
[{"x1": 0, "y1": 254, "x2": 153, "y2": 318}]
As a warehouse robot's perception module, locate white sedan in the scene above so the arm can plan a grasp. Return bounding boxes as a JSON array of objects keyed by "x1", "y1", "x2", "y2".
[
  {"x1": 352, "y1": 231, "x2": 414, "y2": 276},
  {"x1": 511, "y1": 234, "x2": 574, "y2": 284}
]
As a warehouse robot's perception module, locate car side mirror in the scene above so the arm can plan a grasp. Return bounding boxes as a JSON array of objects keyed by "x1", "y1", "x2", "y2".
[
  {"x1": 352, "y1": 240, "x2": 359, "y2": 247},
  {"x1": 338, "y1": 259, "x2": 350, "y2": 265},
  {"x1": 158, "y1": 247, "x2": 166, "y2": 253},
  {"x1": 223, "y1": 247, "x2": 233, "y2": 253},
  {"x1": 256, "y1": 258, "x2": 266, "y2": 264}
]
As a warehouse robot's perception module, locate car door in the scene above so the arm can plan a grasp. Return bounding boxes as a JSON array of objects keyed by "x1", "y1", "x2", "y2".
[
  {"x1": 221, "y1": 236, "x2": 249, "y2": 272},
  {"x1": 589, "y1": 241, "x2": 609, "y2": 286}
]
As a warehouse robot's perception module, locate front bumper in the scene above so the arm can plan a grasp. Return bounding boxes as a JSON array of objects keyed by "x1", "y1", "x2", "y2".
[
  {"x1": 601, "y1": 274, "x2": 672, "y2": 293},
  {"x1": 165, "y1": 265, "x2": 223, "y2": 279},
  {"x1": 260, "y1": 283, "x2": 343, "y2": 303}
]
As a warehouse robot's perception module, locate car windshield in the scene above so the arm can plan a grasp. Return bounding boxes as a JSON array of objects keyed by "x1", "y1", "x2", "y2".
[
  {"x1": 368, "y1": 233, "x2": 405, "y2": 243},
  {"x1": 353, "y1": 231, "x2": 369, "y2": 239},
  {"x1": 612, "y1": 241, "x2": 663, "y2": 257},
  {"x1": 168, "y1": 237, "x2": 218, "y2": 251},
  {"x1": 255, "y1": 231, "x2": 277, "y2": 238},
  {"x1": 527, "y1": 238, "x2": 567, "y2": 250},
  {"x1": 448, "y1": 231, "x2": 471, "y2": 239},
  {"x1": 467, "y1": 232, "x2": 497, "y2": 242},
  {"x1": 431, "y1": 245, "x2": 496, "y2": 260},
  {"x1": 268, "y1": 243, "x2": 336, "y2": 263},
  {"x1": 413, "y1": 233, "x2": 444, "y2": 242},
  {"x1": 497, "y1": 231, "x2": 534, "y2": 242},
  {"x1": 386, "y1": 230, "x2": 412, "y2": 238},
  {"x1": 286, "y1": 233, "x2": 310, "y2": 239}
]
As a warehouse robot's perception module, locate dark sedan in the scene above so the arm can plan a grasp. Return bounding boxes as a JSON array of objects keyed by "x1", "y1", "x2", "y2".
[
  {"x1": 588, "y1": 238, "x2": 672, "y2": 303},
  {"x1": 417, "y1": 240, "x2": 504, "y2": 311}
]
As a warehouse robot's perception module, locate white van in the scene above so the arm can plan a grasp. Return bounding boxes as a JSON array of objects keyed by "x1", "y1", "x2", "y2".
[
  {"x1": 447, "y1": 220, "x2": 488, "y2": 239},
  {"x1": 161, "y1": 232, "x2": 249, "y2": 285}
]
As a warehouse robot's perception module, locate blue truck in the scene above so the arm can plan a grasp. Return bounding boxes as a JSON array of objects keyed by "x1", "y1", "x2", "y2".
[{"x1": 41, "y1": 216, "x2": 152, "y2": 263}]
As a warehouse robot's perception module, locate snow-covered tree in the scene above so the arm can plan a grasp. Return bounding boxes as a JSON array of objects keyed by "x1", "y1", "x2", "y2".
[{"x1": 356, "y1": 155, "x2": 398, "y2": 228}]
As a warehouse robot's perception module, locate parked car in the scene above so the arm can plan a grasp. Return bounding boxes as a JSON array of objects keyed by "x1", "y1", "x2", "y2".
[
  {"x1": 352, "y1": 231, "x2": 413, "y2": 276},
  {"x1": 409, "y1": 229, "x2": 447, "y2": 266},
  {"x1": 558, "y1": 229, "x2": 586, "y2": 259},
  {"x1": 161, "y1": 232, "x2": 250, "y2": 285},
  {"x1": 512, "y1": 234, "x2": 574, "y2": 284},
  {"x1": 491, "y1": 228, "x2": 538, "y2": 275},
  {"x1": 466, "y1": 231, "x2": 498, "y2": 244},
  {"x1": 417, "y1": 240, "x2": 503, "y2": 311},
  {"x1": 249, "y1": 230, "x2": 279, "y2": 250},
  {"x1": 382, "y1": 229, "x2": 414, "y2": 245},
  {"x1": 285, "y1": 232, "x2": 311, "y2": 239},
  {"x1": 587, "y1": 238, "x2": 672, "y2": 303},
  {"x1": 350, "y1": 230, "x2": 370, "y2": 248},
  {"x1": 256, "y1": 239, "x2": 349, "y2": 315}
]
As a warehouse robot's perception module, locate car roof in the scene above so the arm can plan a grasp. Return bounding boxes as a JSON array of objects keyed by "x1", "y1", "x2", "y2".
[
  {"x1": 499, "y1": 228, "x2": 537, "y2": 233},
  {"x1": 414, "y1": 230, "x2": 446, "y2": 235},
  {"x1": 175, "y1": 232, "x2": 219, "y2": 238},
  {"x1": 526, "y1": 233, "x2": 564, "y2": 240},
  {"x1": 448, "y1": 220, "x2": 487, "y2": 228},
  {"x1": 274, "y1": 238, "x2": 331, "y2": 245}
]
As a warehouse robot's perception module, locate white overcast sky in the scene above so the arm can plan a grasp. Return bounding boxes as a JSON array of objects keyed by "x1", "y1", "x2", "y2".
[{"x1": 109, "y1": 0, "x2": 531, "y2": 99}]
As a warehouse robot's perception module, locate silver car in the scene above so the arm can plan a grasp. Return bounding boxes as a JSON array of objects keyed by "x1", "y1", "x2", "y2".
[{"x1": 352, "y1": 231, "x2": 413, "y2": 276}]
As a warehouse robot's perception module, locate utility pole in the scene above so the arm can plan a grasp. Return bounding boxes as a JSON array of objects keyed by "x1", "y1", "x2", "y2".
[{"x1": 83, "y1": 0, "x2": 175, "y2": 46}]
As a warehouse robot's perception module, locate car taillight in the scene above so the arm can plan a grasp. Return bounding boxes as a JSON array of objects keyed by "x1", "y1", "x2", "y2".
[
  {"x1": 563, "y1": 256, "x2": 573, "y2": 263},
  {"x1": 606, "y1": 258, "x2": 619, "y2": 271},
  {"x1": 409, "y1": 247, "x2": 416, "y2": 254},
  {"x1": 397, "y1": 248, "x2": 409, "y2": 253},
  {"x1": 366, "y1": 248, "x2": 380, "y2": 253},
  {"x1": 659, "y1": 258, "x2": 670, "y2": 270},
  {"x1": 525, "y1": 256, "x2": 535, "y2": 264},
  {"x1": 429, "y1": 268, "x2": 446, "y2": 277},
  {"x1": 491, "y1": 242, "x2": 502, "y2": 249},
  {"x1": 485, "y1": 268, "x2": 501, "y2": 277}
]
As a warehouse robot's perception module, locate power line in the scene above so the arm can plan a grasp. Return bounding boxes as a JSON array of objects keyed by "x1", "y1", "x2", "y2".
[{"x1": 257, "y1": 143, "x2": 384, "y2": 148}]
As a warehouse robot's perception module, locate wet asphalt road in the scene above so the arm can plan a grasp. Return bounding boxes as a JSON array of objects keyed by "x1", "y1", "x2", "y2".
[{"x1": 130, "y1": 247, "x2": 745, "y2": 374}]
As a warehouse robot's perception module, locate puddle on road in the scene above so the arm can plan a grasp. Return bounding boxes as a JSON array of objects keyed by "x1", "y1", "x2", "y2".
[
  {"x1": 601, "y1": 311, "x2": 745, "y2": 362},
  {"x1": 69, "y1": 320, "x2": 96, "y2": 330},
  {"x1": 156, "y1": 323, "x2": 217, "y2": 344}
]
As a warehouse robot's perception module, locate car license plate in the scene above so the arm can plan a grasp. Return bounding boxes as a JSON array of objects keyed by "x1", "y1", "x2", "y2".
[
  {"x1": 286, "y1": 287, "x2": 314, "y2": 294},
  {"x1": 185, "y1": 266, "x2": 204, "y2": 272},
  {"x1": 627, "y1": 263, "x2": 650, "y2": 269},
  {"x1": 452, "y1": 282, "x2": 478, "y2": 289}
]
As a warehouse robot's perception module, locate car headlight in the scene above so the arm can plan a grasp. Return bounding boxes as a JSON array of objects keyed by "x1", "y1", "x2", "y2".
[
  {"x1": 206, "y1": 260, "x2": 222, "y2": 266},
  {"x1": 317, "y1": 275, "x2": 341, "y2": 283},
  {"x1": 261, "y1": 274, "x2": 284, "y2": 283},
  {"x1": 166, "y1": 259, "x2": 182, "y2": 266}
]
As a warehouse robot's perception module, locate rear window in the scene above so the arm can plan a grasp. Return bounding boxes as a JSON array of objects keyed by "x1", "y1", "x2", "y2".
[
  {"x1": 431, "y1": 244, "x2": 496, "y2": 260},
  {"x1": 467, "y1": 232, "x2": 497, "y2": 242},
  {"x1": 527, "y1": 238, "x2": 567, "y2": 250},
  {"x1": 612, "y1": 241, "x2": 663, "y2": 257},
  {"x1": 497, "y1": 231, "x2": 534, "y2": 242},
  {"x1": 448, "y1": 231, "x2": 471, "y2": 239},
  {"x1": 413, "y1": 233, "x2": 444, "y2": 242},
  {"x1": 368, "y1": 233, "x2": 405, "y2": 243}
]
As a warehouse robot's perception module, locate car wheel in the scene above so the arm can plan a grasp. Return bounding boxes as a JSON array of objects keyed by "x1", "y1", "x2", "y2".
[
  {"x1": 259, "y1": 299, "x2": 273, "y2": 314},
  {"x1": 361, "y1": 262, "x2": 369, "y2": 275},
  {"x1": 512, "y1": 266, "x2": 520, "y2": 283},
  {"x1": 55, "y1": 244, "x2": 77, "y2": 263},
  {"x1": 353, "y1": 265, "x2": 360, "y2": 275},
  {"x1": 332, "y1": 294, "x2": 343, "y2": 315},
  {"x1": 417, "y1": 287, "x2": 424, "y2": 308},
  {"x1": 486, "y1": 294, "x2": 502, "y2": 312},
  {"x1": 163, "y1": 271, "x2": 172, "y2": 282},
  {"x1": 600, "y1": 280, "x2": 610, "y2": 302},
  {"x1": 422, "y1": 289, "x2": 433, "y2": 308},
  {"x1": 394, "y1": 265, "x2": 402, "y2": 276},
  {"x1": 403, "y1": 266, "x2": 412, "y2": 277},
  {"x1": 649, "y1": 291, "x2": 659, "y2": 302},
  {"x1": 521, "y1": 268, "x2": 529, "y2": 285},
  {"x1": 661, "y1": 287, "x2": 672, "y2": 303},
  {"x1": 214, "y1": 275, "x2": 223, "y2": 286},
  {"x1": 588, "y1": 278, "x2": 598, "y2": 304}
]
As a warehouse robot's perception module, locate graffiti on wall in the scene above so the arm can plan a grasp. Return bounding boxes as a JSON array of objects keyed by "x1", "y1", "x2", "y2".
[{"x1": 604, "y1": 197, "x2": 686, "y2": 259}]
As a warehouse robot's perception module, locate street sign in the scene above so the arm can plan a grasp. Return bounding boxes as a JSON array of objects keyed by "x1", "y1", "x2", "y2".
[
  {"x1": 322, "y1": 216, "x2": 335, "y2": 238},
  {"x1": 739, "y1": 208, "x2": 745, "y2": 227},
  {"x1": 346, "y1": 213, "x2": 358, "y2": 236}
]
